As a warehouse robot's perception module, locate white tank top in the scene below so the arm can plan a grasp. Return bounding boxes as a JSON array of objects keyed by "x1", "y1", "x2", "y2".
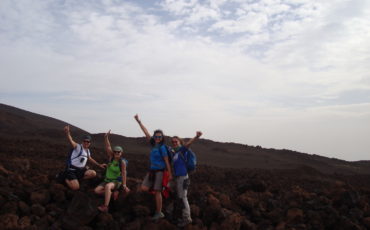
[{"x1": 70, "y1": 144, "x2": 90, "y2": 168}]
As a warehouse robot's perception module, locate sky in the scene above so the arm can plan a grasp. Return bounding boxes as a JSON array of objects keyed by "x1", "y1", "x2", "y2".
[{"x1": 1, "y1": 0, "x2": 370, "y2": 161}]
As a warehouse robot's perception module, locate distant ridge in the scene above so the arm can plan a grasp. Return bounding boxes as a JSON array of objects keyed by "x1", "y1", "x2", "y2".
[{"x1": 1, "y1": 102, "x2": 370, "y2": 174}]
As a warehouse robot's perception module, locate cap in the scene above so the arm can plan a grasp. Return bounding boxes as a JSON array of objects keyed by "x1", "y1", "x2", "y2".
[
  {"x1": 113, "y1": 146, "x2": 123, "y2": 152},
  {"x1": 83, "y1": 135, "x2": 92, "y2": 141}
]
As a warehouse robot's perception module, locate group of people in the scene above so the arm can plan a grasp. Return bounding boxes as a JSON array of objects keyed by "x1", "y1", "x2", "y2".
[{"x1": 61, "y1": 114, "x2": 202, "y2": 227}]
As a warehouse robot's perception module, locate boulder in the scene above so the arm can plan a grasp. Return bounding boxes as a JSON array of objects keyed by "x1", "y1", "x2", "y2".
[
  {"x1": 0, "y1": 213, "x2": 19, "y2": 229},
  {"x1": 18, "y1": 201, "x2": 31, "y2": 215},
  {"x1": 207, "y1": 194, "x2": 221, "y2": 207},
  {"x1": 31, "y1": 204, "x2": 46, "y2": 217},
  {"x1": 286, "y1": 208, "x2": 304, "y2": 222},
  {"x1": 30, "y1": 190, "x2": 50, "y2": 205},
  {"x1": 220, "y1": 212, "x2": 243, "y2": 230},
  {"x1": 132, "y1": 205, "x2": 150, "y2": 217},
  {"x1": 61, "y1": 192, "x2": 98, "y2": 230},
  {"x1": 190, "y1": 204, "x2": 200, "y2": 218},
  {"x1": 1, "y1": 201, "x2": 18, "y2": 214},
  {"x1": 363, "y1": 217, "x2": 370, "y2": 228},
  {"x1": 18, "y1": 216, "x2": 31, "y2": 229}
]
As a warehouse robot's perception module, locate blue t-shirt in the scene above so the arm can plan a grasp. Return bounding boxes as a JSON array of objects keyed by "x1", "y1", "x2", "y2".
[
  {"x1": 172, "y1": 146, "x2": 188, "y2": 176},
  {"x1": 150, "y1": 144, "x2": 168, "y2": 170}
]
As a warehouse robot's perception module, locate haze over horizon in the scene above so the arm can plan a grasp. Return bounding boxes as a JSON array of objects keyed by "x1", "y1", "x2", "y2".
[{"x1": 1, "y1": 0, "x2": 370, "y2": 161}]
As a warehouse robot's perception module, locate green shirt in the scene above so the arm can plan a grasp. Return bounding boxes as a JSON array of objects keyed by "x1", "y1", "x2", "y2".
[{"x1": 104, "y1": 160, "x2": 122, "y2": 182}]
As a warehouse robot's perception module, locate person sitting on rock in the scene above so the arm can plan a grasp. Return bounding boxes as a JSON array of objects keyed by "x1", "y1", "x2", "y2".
[
  {"x1": 134, "y1": 114, "x2": 173, "y2": 221},
  {"x1": 94, "y1": 130, "x2": 130, "y2": 212},
  {"x1": 170, "y1": 131, "x2": 202, "y2": 227},
  {"x1": 63, "y1": 125, "x2": 105, "y2": 190}
]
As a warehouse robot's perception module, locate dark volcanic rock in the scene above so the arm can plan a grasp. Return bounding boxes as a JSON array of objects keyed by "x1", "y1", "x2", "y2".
[
  {"x1": 0, "y1": 213, "x2": 19, "y2": 229},
  {"x1": 62, "y1": 192, "x2": 98, "y2": 230},
  {"x1": 31, "y1": 203, "x2": 46, "y2": 217},
  {"x1": 30, "y1": 190, "x2": 50, "y2": 205}
]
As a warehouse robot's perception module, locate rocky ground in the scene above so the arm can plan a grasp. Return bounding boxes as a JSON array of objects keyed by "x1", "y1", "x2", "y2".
[
  {"x1": 2, "y1": 103, "x2": 370, "y2": 229},
  {"x1": 2, "y1": 148, "x2": 370, "y2": 230}
]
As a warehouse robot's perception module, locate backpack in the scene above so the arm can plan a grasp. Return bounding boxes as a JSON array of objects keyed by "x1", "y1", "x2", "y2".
[
  {"x1": 66, "y1": 144, "x2": 86, "y2": 168},
  {"x1": 55, "y1": 144, "x2": 85, "y2": 184},
  {"x1": 181, "y1": 149, "x2": 197, "y2": 173}
]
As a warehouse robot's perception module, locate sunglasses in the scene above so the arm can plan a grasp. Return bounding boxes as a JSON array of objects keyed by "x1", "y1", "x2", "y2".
[
  {"x1": 114, "y1": 151, "x2": 121, "y2": 154},
  {"x1": 83, "y1": 140, "x2": 91, "y2": 143},
  {"x1": 154, "y1": 136, "x2": 163, "y2": 139}
]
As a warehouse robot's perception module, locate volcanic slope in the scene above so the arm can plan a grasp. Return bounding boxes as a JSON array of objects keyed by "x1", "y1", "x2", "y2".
[
  {"x1": 2, "y1": 103, "x2": 370, "y2": 229},
  {"x1": 1, "y1": 103, "x2": 370, "y2": 174}
]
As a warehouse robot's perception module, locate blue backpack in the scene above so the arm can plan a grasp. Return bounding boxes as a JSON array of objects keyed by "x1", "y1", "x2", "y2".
[{"x1": 182, "y1": 149, "x2": 197, "y2": 173}]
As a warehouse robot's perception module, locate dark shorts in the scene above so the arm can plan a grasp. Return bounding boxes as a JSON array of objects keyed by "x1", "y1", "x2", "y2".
[{"x1": 65, "y1": 167, "x2": 87, "y2": 180}]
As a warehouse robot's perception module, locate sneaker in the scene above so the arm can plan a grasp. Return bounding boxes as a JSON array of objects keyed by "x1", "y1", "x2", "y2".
[
  {"x1": 98, "y1": 205, "x2": 108, "y2": 212},
  {"x1": 151, "y1": 212, "x2": 165, "y2": 221},
  {"x1": 177, "y1": 218, "x2": 192, "y2": 227}
]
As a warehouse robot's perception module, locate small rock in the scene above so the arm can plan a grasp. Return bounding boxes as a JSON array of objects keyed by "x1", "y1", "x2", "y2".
[
  {"x1": 18, "y1": 216, "x2": 31, "y2": 229},
  {"x1": 363, "y1": 217, "x2": 370, "y2": 228},
  {"x1": 287, "y1": 208, "x2": 304, "y2": 222},
  {"x1": 18, "y1": 201, "x2": 31, "y2": 215},
  {"x1": 0, "y1": 213, "x2": 19, "y2": 229},
  {"x1": 190, "y1": 204, "x2": 200, "y2": 218},
  {"x1": 207, "y1": 194, "x2": 220, "y2": 207},
  {"x1": 31, "y1": 204, "x2": 46, "y2": 217},
  {"x1": 30, "y1": 190, "x2": 50, "y2": 205},
  {"x1": 133, "y1": 205, "x2": 150, "y2": 217}
]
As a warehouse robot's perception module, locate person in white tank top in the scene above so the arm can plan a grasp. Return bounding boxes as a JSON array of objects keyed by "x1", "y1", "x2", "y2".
[{"x1": 64, "y1": 125, "x2": 105, "y2": 190}]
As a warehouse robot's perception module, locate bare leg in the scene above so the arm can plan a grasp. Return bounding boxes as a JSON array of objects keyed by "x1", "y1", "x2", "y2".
[
  {"x1": 104, "y1": 183, "x2": 115, "y2": 206},
  {"x1": 155, "y1": 191, "x2": 162, "y2": 213},
  {"x1": 94, "y1": 185, "x2": 105, "y2": 195},
  {"x1": 84, "y1": 170, "x2": 96, "y2": 179},
  {"x1": 65, "y1": 179, "x2": 80, "y2": 190}
]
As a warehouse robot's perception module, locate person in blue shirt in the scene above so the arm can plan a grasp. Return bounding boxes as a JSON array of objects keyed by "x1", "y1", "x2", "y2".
[
  {"x1": 134, "y1": 114, "x2": 173, "y2": 221},
  {"x1": 170, "y1": 131, "x2": 202, "y2": 227}
]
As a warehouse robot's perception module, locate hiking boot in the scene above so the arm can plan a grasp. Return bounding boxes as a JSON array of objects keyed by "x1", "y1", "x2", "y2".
[
  {"x1": 151, "y1": 212, "x2": 165, "y2": 221},
  {"x1": 98, "y1": 205, "x2": 108, "y2": 212},
  {"x1": 177, "y1": 218, "x2": 192, "y2": 227}
]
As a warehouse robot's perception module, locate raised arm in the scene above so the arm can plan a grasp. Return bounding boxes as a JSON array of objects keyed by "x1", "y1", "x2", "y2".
[
  {"x1": 104, "y1": 130, "x2": 113, "y2": 159},
  {"x1": 134, "y1": 114, "x2": 151, "y2": 142},
  {"x1": 64, "y1": 125, "x2": 77, "y2": 149},
  {"x1": 184, "y1": 131, "x2": 203, "y2": 149}
]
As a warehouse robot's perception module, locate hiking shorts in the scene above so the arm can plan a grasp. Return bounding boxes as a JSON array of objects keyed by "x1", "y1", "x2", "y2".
[
  {"x1": 65, "y1": 167, "x2": 87, "y2": 181},
  {"x1": 142, "y1": 171, "x2": 163, "y2": 191},
  {"x1": 98, "y1": 181, "x2": 122, "y2": 190}
]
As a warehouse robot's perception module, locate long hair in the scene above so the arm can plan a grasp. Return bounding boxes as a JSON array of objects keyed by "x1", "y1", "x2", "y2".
[
  {"x1": 151, "y1": 129, "x2": 165, "y2": 145},
  {"x1": 172, "y1": 136, "x2": 184, "y2": 145}
]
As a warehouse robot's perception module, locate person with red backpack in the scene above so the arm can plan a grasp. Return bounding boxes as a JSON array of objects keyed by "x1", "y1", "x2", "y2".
[
  {"x1": 94, "y1": 130, "x2": 130, "y2": 212},
  {"x1": 134, "y1": 114, "x2": 173, "y2": 221},
  {"x1": 63, "y1": 125, "x2": 105, "y2": 190},
  {"x1": 170, "y1": 131, "x2": 202, "y2": 227}
]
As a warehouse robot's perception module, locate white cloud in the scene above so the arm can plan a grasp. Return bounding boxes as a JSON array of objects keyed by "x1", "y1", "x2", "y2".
[{"x1": 1, "y1": 0, "x2": 370, "y2": 161}]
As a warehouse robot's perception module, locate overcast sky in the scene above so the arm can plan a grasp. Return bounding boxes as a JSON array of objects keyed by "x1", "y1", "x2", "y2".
[{"x1": 1, "y1": 0, "x2": 370, "y2": 161}]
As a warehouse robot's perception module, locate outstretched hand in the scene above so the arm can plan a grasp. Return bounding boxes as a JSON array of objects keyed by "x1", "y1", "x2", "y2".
[
  {"x1": 196, "y1": 131, "x2": 203, "y2": 138},
  {"x1": 64, "y1": 125, "x2": 70, "y2": 133},
  {"x1": 134, "y1": 114, "x2": 140, "y2": 122}
]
